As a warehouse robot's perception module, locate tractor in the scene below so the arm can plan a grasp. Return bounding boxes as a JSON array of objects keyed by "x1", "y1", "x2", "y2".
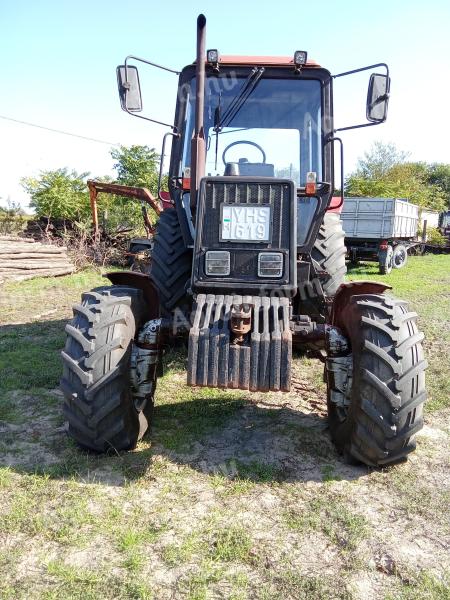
[{"x1": 61, "y1": 14, "x2": 427, "y2": 467}]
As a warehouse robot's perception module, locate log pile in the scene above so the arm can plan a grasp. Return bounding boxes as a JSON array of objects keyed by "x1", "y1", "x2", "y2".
[{"x1": 0, "y1": 236, "x2": 75, "y2": 284}]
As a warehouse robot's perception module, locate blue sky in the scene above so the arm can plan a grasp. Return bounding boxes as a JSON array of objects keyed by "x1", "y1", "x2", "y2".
[{"x1": 1, "y1": 0, "x2": 449, "y2": 208}]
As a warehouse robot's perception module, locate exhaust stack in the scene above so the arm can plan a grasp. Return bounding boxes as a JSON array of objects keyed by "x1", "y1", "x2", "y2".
[{"x1": 190, "y1": 13, "x2": 206, "y2": 207}]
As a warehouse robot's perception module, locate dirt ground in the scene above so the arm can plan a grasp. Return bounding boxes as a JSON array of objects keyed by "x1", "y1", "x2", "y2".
[{"x1": 0, "y1": 258, "x2": 449, "y2": 599}]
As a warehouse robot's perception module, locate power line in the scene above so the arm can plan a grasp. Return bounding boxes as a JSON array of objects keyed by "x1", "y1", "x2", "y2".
[{"x1": 0, "y1": 114, "x2": 120, "y2": 146}]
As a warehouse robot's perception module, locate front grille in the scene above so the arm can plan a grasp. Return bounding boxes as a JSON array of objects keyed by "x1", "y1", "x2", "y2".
[
  {"x1": 202, "y1": 180, "x2": 287, "y2": 249},
  {"x1": 192, "y1": 177, "x2": 297, "y2": 294}
]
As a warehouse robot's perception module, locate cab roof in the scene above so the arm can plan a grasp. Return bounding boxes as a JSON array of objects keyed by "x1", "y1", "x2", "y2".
[{"x1": 215, "y1": 55, "x2": 321, "y2": 68}]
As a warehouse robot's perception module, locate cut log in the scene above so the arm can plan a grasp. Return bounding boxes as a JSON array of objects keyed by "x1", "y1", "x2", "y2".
[
  {"x1": 0, "y1": 262, "x2": 74, "y2": 271},
  {"x1": 0, "y1": 250, "x2": 67, "y2": 262},
  {"x1": 0, "y1": 243, "x2": 67, "y2": 251},
  {"x1": 0, "y1": 236, "x2": 35, "y2": 243},
  {"x1": 0, "y1": 247, "x2": 67, "y2": 254},
  {"x1": 0, "y1": 236, "x2": 74, "y2": 284},
  {"x1": 0, "y1": 267, "x2": 74, "y2": 283}
]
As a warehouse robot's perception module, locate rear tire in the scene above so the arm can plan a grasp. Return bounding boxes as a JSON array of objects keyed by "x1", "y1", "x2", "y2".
[
  {"x1": 60, "y1": 285, "x2": 150, "y2": 453},
  {"x1": 311, "y1": 213, "x2": 347, "y2": 297},
  {"x1": 150, "y1": 208, "x2": 192, "y2": 317},
  {"x1": 327, "y1": 294, "x2": 427, "y2": 467}
]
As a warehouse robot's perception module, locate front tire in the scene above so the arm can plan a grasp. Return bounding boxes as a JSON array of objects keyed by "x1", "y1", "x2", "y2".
[
  {"x1": 327, "y1": 294, "x2": 427, "y2": 467},
  {"x1": 60, "y1": 285, "x2": 150, "y2": 452}
]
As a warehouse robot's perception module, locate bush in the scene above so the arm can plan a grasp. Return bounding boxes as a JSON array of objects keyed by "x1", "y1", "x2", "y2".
[
  {"x1": 426, "y1": 226, "x2": 447, "y2": 246},
  {"x1": 0, "y1": 199, "x2": 28, "y2": 236}
]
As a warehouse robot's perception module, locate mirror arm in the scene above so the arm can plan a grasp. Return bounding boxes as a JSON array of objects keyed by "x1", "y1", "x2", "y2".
[
  {"x1": 333, "y1": 62, "x2": 389, "y2": 80},
  {"x1": 335, "y1": 121, "x2": 382, "y2": 133},
  {"x1": 332, "y1": 62, "x2": 390, "y2": 132},
  {"x1": 122, "y1": 107, "x2": 178, "y2": 131},
  {"x1": 125, "y1": 55, "x2": 180, "y2": 76},
  {"x1": 123, "y1": 56, "x2": 180, "y2": 130},
  {"x1": 158, "y1": 131, "x2": 180, "y2": 202}
]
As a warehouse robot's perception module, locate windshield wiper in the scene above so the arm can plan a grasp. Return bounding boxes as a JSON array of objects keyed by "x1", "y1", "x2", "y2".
[
  {"x1": 213, "y1": 66, "x2": 265, "y2": 169},
  {"x1": 215, "y1": 67, "x2": 265, "y2": 131}
]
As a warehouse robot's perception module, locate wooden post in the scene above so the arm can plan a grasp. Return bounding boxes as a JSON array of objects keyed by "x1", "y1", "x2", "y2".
[
  {"x1": 422, "y1": 219, "x2": 428, "y2": 242},
  {"x1": 88, "y1": 182, "x2": 100, "y2": 241}
]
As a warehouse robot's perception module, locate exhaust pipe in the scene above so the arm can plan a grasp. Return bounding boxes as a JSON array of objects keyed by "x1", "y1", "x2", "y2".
[{"x1": 190, "y1": 13, "x2": 206, "y2": 207}]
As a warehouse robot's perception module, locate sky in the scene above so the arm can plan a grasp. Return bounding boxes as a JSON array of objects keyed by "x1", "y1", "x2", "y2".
[{"x1": 1, "y1": 0, "x2": 449, "y2": 209}]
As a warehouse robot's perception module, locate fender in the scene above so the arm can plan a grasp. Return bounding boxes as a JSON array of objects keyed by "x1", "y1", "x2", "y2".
[
  {"x1": 330, "y1": 280, "x2": 391, "y2": 329},
  {"x1": 104, "y1": 271, "x2": 160, "y2": 319}
]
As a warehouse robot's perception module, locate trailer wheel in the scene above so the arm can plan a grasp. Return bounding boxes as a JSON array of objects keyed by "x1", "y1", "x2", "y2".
[
  {"x1": 327, "y1": 294, "x2": 427, "y2": 467},
  {"x1": 393, "y1": 244, "x2": 408, "y2": 268},
  {"x1": 150, "y1": 208, "x2": 192, "y2": 317},
  {"x1": 311, "y1": 213, "x2": 347, "y2": 297},
  {"x1": 379, "y1": 245, "x2": 393, "y2": 274},
  {"x1": 60, "y1": 285, "x2": 151, "y2": 453}
]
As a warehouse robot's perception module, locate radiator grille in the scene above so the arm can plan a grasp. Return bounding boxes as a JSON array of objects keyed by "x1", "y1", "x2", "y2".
[
  {"x1": 192, "y1": 177, "x2": 296, "y2": 293},
  {"x1": 202, "y1": 180, "x2": 289, "y2": 250}
]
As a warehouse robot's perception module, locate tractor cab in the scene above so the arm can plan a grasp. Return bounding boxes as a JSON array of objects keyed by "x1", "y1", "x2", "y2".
[{"x1": 116, "y1": 33, "x2": 390, "y2": 253}]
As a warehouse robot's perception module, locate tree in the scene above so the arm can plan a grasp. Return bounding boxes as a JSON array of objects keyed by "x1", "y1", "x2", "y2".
[
  {"x1": 106, "y1": 145, "x2": 162, "y2": 235},
  {"x1": 110, "y1": 145, "x2": 160, "y2": 192},
  {"x1": 21, "y1": 168, "x2": 91, "y2": 223},
  {"x1": 353, "y1": 141, "x2": 409, "y2": 180},
  {"x1": 426, "y1": 163, "x2": 450, "y2": 208},
  {"x1": 0, "y1": 197, "x2": 27, "y2": 235},
  {"x1": 345, "y1": 143, "x2": 447, "y2": 212}
]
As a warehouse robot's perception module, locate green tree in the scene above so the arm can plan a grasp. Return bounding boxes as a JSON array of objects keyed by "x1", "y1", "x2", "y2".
[
  {"x1": 345, "y1": 143, "x2": 447, "y2": 211},
  {"x1": 426, "y1": 163, "x2": 450, "y2": 208},
  {"x1": 106, "y1": 145, "x2": 162, "y2": 235},
  {"x1": 0, "y1": 197, "x2": 27, "y2": 235},
  {"x1": 352, "y1": 141, "x2": 409, "y2": 180},
  {"x1": 110, "y1": 145, "x2": 160, "y2": 192},
  {"x1": 21, "y1": 168, "x2": 91, "y2": 222}
]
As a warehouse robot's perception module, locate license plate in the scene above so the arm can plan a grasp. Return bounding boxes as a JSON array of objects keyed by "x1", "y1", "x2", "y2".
[{"x1": 221, "y1": 204, "x2": 271, "y2": 242}]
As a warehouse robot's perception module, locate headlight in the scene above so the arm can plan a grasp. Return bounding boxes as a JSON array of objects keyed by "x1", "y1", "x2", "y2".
[
  {"x1": 258, "y1": 252, "x2": 283, "y2": 278},
  {"x1": 205, "y1": 251, "x2": 230, "y2": 276}
]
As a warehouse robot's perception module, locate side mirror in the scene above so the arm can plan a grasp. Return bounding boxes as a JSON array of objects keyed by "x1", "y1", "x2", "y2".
[
  {"x1": 116, "y1": 65, "x2": 143, "y2": 112},
  {"x1": 366, "y1": 73, "x2": 390, "y2": 123}
]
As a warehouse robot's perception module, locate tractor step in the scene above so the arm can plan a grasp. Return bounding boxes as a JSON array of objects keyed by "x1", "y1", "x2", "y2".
[{"x1": 187, "y1": 294, "x2": 292, "y2": 392}]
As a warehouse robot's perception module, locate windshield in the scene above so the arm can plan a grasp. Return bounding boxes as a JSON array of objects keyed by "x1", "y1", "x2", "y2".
[{"x1": 181, "y1": 74, "x2": 322, "y2": 187}]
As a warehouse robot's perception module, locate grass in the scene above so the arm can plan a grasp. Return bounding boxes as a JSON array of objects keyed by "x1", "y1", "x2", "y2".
[
  {"x1": 44, "y1": 560, "x2": 153, "y2": 600},
  {"x1": 389, "y1": 465, "x2": 450, "y2": 531},
  {"x1": 153, "y1": 387, "x2": 246, "y2": 452},
  {"x1": 209, "y1": 526, "x2": 253, "y2": 562},
  {"x1": 347, "y1": 255, "x2": 450, "y2": 411},
  {"x1": 386, "y1": 570, "x2": 450, "y2": 600},
  {"x1": 266, "y1": 570, "x2": 353, "y2": 600},
  {"x1": 0, "y1": 257, "x2": 449, "y2": 598},
  {"x1": 284, "y1": 495, "x2": 370, "y2": 552}
]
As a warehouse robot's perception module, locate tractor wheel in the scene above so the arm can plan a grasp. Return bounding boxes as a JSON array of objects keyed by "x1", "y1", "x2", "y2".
[
  {"x1": 311, "y1": 212, "x2": 347, "y2": 297},
  {"x1": 379, "y1": 245, "x2": 393, "y2": 274},
  {"x1": 60, "y1": 285, "x2": 151, "y2": 453},
  {"x1": 327, "y1": 294, "x2": 427, "y2": 467},
  {"x1": 393, "y1": 244, "x2": 408, "y2": 269},
  {"x1": 150, "y1": 208, "x2": 192, "y2": 317}
]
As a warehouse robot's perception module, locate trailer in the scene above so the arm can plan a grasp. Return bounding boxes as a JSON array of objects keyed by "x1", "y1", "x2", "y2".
[{"x1": 341, "y1": 197, "x2": 421, "y2": 274}]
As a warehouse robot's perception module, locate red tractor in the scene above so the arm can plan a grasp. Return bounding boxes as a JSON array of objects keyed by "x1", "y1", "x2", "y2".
[{"x1": 61, "y1": 15, "x2": 426, "y2": 466}]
